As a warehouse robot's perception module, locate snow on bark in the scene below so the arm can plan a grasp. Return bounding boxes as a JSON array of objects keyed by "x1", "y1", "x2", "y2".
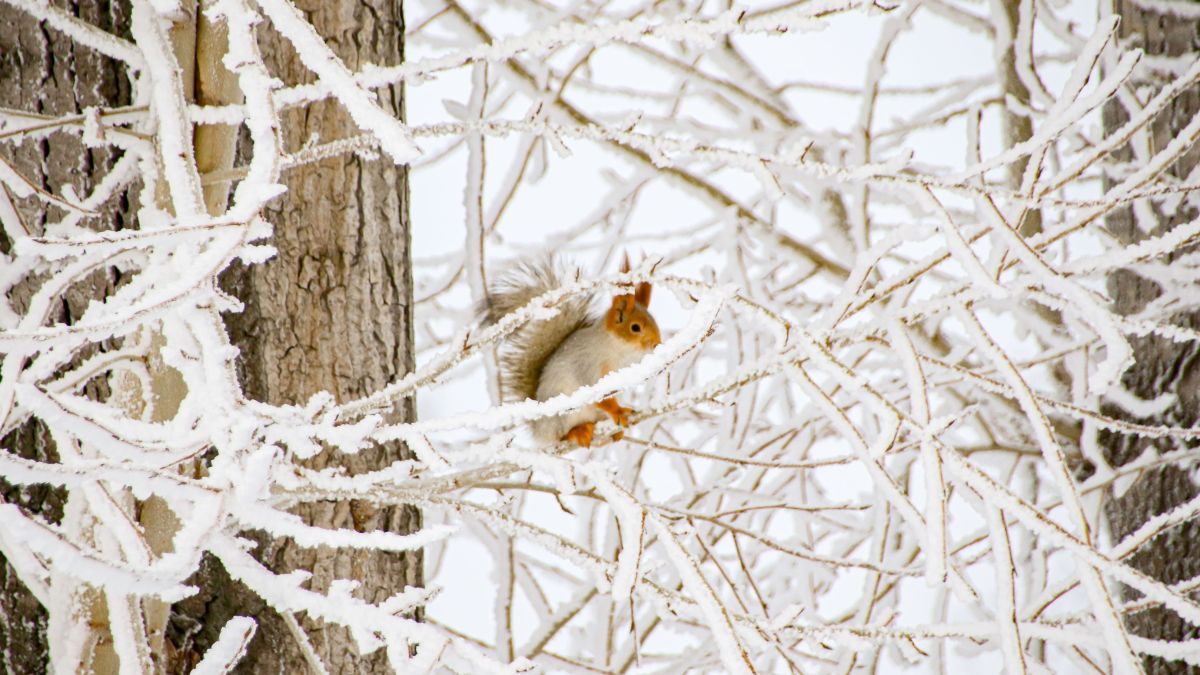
[{"x1": 190, "y1": 616, "x2": 257, "y2": 675}]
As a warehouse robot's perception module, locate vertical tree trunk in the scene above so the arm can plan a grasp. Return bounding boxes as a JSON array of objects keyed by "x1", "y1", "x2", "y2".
[
  {"x1": 167, "y1": 1, "x2": 420, "y2": 673},
  {"x1": 0, "y1": 2, "x2": 135, "y2": 672},
  {"x1": 1103, "y1": 3, "x2": 1200, "y2": 673},
  {"x1": 990, "y1": 0, "x2": 1043, "y2": 237}
]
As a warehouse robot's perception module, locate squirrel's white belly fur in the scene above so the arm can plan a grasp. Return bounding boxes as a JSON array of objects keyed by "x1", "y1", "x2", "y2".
[{"x1": 532, "y1": 323, "x2": 651, "y2": 442}]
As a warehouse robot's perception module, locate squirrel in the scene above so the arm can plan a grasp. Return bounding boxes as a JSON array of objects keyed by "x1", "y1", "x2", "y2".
[{"x1": 483, "y1": 256, "x2": 662, "y2": 447}]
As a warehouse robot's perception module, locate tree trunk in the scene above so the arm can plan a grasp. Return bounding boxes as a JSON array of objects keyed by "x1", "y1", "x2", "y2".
[
  {"x1": 1103, "y1": 3, "x2": 1200, "y2": 674},
  {"x1": 166, "y1": 1, "x2": 420, "y2": 673},
  {"x1": 0, "y1": 2, "x2": 135, "y2": 672}
]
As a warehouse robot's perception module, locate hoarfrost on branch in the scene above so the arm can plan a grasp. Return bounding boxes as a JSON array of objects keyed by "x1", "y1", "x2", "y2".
[{"x1": 2, "y1": 0, "x2": 1199, "y2": 672}]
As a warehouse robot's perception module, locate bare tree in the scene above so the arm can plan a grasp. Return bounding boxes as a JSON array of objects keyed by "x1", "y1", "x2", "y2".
[
  {"x1": 0, "y1": 2, "x2": 134, "y2": 671},
  {"x1": 164, "y1": 1, "x2": 421, "y2": 672},
  {"x1": 0, "y1": 0, "x2": 421, "y2": 672},
  {"x1": 1103, "y1": 2, "x2": 1200, "y2": 673}
]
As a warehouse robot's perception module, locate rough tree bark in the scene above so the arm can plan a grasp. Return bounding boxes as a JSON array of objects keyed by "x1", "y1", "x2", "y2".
[
  {"x1": 0, "y1": 2, "x2": 135, "y2": 672},
  {"x1": 166, "y1": 1, "x2": 420, "y2": 673},
  {"x1": 1103, "y1": 3, "x2": 1200, "y2": 674},
  {"x1": 0, "y1": 0, "x2": 416, "y2": 672}
]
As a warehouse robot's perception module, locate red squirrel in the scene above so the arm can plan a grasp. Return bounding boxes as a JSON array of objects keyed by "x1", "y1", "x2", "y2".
[{"x1": 484, "y1": 256, "x2": 661, "y2": 446}]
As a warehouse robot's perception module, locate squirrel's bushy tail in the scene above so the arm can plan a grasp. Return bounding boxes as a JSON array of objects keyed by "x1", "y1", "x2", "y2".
[{"x1": 482, "y1": 257, "x2": 593, "y2": 402}]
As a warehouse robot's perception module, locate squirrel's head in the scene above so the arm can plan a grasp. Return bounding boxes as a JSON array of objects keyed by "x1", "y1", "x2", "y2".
[{"x1": 605, "y1": 280, "x2": 661, "y2": 351}]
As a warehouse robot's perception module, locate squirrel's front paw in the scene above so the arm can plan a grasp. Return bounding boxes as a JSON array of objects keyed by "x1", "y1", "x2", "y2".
[
  {"x1": 597, "y1": 398, "x2": 633, "y2": 427},
  {"x1": 612, "y1": 406, "x2": 633, "y2": 427}
]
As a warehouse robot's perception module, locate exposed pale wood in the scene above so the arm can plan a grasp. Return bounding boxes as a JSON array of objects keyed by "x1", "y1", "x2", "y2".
[{"x1": 139, "y1": 0, "x2": 241, "y2": 668}]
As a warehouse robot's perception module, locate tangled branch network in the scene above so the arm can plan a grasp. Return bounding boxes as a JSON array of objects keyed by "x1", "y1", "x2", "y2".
[{"x1": 2, "y1": 0, "x2": 1200, "y2": 672}]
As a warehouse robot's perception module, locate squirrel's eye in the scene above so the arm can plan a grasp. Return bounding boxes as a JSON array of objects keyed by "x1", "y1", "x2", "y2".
[{"x1": 631, "y1": 323, "x2": 642, "y2": 333}]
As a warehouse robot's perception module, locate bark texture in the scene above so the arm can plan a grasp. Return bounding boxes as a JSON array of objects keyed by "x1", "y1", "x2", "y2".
[
  {"x1": 166, "y1": 1, "x2": 419, "y2": 673},
  {"x1": 1103, "y1": 3, "x2": 1200, "y2": 674},
  {"x1": 0, "y1": 2, "x2": 135, "y2": 673},
  {"x1": 991, "y1": 0, "x2": 1043, "y2": 237}
]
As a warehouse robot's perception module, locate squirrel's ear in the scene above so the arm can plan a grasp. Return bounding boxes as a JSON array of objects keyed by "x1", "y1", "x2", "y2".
[
  {"x1": 620, "y1": 252, "x2": 632, "y2": 274},
  {"x1": 610, "y1": 294, "x2": 633, "y2": 319},
  {"x1": 634, "y1": 281, "x2": 652, "y2": 307}
]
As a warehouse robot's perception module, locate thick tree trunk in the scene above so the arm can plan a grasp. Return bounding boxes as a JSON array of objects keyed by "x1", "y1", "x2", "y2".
[
  {"x1": 167, "y1": 1, "x2": 419, "y2": 673},
  {"x1": 1103, "y1": 3, "x2": 1200, "y2": 673},
  {"x1": 0, "y1": 2, "x2": 135, "y2": 673}
]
